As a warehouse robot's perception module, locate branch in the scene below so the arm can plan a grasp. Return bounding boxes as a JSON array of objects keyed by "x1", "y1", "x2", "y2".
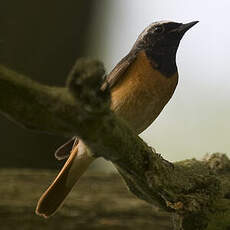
[
  {"x1": 0, "y1": 60, "x2": 230, "y2": 230},
  {"x1": 0, "y1": 60, "x2": 105, "y2": 136}
]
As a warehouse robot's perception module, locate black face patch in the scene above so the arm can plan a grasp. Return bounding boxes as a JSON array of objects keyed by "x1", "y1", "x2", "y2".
[
  {"x1": 132, "y1": 22, "x2": 183, "y2": 77},
  {"x1": 162, "y1": 22, "x2": 182, "y2": 31},
  {"x1": 131, "y1": 21, "x2": 197, "y2": 77},
  {"x1": 145, "y1": 49, "x2": 177, "y2": 77}
]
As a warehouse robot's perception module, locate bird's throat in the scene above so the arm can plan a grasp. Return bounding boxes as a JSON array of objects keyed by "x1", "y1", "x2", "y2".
[{"x1": 145, "y1": 49, "x2": 177, "y2": 78}]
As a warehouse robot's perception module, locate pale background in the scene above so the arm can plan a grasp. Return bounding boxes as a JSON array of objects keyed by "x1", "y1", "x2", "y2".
[{"x1": 86, "y1": 0, "x2": 230, "y2": 168}]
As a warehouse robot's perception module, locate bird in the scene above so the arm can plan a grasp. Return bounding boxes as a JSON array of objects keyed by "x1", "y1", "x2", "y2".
[{"x1": 36, "y1": 20, "x2": 198, "y2": 218}]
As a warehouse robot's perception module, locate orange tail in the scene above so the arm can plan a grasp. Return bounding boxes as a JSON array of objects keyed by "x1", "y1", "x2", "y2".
[{"x1": 36, "y1": 143, "x2": 94, "y2": 218}]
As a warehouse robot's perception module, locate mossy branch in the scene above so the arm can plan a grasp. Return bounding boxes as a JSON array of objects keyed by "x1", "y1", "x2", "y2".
[{"x1": 0, "y1": 60, "x2": 230, "y2": 230}]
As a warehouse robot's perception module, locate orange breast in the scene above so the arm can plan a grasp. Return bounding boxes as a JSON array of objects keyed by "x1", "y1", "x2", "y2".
[{"x1": 111, "y1": 51, "x2": 178, "y2": 134}]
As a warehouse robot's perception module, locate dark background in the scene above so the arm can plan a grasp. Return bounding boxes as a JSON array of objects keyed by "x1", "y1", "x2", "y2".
[{"x1": 0, "y1": 0, "x2": 97, "y2": 168}]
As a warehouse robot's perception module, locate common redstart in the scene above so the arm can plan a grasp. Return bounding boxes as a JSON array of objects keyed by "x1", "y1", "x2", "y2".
[{"x1": 36, "y1": 20, "x2": 198, "y2": 217}]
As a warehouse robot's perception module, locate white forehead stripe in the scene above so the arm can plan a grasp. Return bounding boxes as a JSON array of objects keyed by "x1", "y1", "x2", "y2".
[{"x1": 138, "y1": 20, "x2": 173, "y2": 40}]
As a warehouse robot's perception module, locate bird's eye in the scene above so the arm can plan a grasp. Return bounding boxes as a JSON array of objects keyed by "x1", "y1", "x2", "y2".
[{"x1": 154, "y1": 25, "x2": 164, "y2": 34}]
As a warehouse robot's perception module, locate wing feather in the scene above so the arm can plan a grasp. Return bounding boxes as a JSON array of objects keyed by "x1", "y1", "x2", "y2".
[{"x1": 101, "y1": 51, "x2": 137, "y2": 91}]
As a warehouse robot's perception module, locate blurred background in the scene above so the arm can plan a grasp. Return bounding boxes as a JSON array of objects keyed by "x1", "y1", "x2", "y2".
[
  {"x1": 0, "y1": 0, "x2": 229, "y2": 169},
  {"x1": 0, "y1": 1, "x2": 230, "y2": 229}
]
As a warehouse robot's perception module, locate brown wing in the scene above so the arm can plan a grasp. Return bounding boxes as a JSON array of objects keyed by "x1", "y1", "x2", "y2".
[{"x1": 101, "y1": 51, "x2": 137, "y2": 91}]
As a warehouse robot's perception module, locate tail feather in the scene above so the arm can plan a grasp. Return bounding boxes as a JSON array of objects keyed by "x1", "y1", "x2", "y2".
[
  {"x1": 54, "y1": 137, "x2": 77, "y2": 160},
  {"x1": 36, "y1": 144, "x2": 94, "y2": 218}
]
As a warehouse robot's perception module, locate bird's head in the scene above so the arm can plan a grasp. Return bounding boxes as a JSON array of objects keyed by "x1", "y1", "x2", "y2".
[
  {"x1": 136, "y1": 21, "x2": 198, "y2": 55},
  {"x1": 133, "y1": 21, "x2": 198, "y2": 76}
]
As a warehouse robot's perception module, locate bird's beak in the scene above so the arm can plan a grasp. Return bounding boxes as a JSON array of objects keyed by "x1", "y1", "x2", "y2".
[{"x1": 178, "y1": 21, "x2": 199, "y2": 35}]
